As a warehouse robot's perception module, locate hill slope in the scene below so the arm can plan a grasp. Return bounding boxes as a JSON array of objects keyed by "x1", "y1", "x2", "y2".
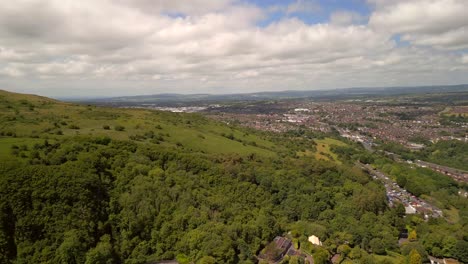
[{"x1": 0, "y1": 89, "x2": 277, "y2": 158}]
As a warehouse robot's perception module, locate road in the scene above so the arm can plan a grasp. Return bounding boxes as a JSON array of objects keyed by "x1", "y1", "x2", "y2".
[{"x1": 414, "y1": 160, "x2": 468, "y2": 183}]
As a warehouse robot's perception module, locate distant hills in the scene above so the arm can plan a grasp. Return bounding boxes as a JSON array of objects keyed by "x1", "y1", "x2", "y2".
[{"x1": 78, "y1": 84, "x2": 468, "y2": 105}]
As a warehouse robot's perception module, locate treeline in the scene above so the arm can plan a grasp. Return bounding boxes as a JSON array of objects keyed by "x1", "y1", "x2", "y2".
[{"x1": 378, "y1": 140, "x2": 468, "y2": 171}]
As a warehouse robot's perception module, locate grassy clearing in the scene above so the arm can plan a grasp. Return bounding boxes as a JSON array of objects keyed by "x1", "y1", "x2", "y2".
[{"x1": 313, "y1": 138, "x2": 347, "y2": 163}]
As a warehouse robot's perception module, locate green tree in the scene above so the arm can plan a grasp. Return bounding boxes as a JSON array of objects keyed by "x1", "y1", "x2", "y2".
[
  {"x1": 55, "y1": 230, "x2": 87, "y2": 264},
  {"x1": 349, "y1": 246, "x2": 362, "y2": 260},
  {"x1": 408, "y1": 249, "x2": 422, "y2": 264},
  {"x1": 313, "y1": 248, "x2": 330, "y2": 264},
  {"x1": 396, "y1": 175, "x2": 407, "y2": 188},
  {"x1": 370, "y1": 238, "x2": 385, "y2": 255},
  {"x1": 408, "y1": 230, "x2": 417, "y2": 241},
  {"x1": 85, "y1": 235, "x2": 114, "y2": 264},
  {"x1": 337, "y1": 244, "x2": 351, "y2": 257},
  {"x1": 197, "y1": 256, "x2": 216, "y2": 264},
  {"x1": 289, "y1": 255, "x2": 304, "y2": 264},
  {"x1": 453, "y1": 240, "x2": 468, "y2": 263}
]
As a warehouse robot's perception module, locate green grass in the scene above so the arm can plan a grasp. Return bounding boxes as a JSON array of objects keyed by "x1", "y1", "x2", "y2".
[
  {"x1": 0, "y1": 90, "x2": 278, "y2": 157},
  {"x1": 313, "y1": 138, "x2": 347, "y2": 163},
  {"x1": 0, "y1": 137, "x2": 44, "y2": 158},
  {"x1": 340, "y1": 252, "x2": 404, "y2": 264},
  {"x1": 296, "y1": 137, "x2": 347, "y2": 162},
  {"x1": 374, "y1": 253, "x2": 404, "y2": 263}
]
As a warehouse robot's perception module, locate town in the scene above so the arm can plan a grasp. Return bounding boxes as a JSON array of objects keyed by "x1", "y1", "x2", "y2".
[{"x1": 204, "y1": 99, "x2": 467, "y2": 147}]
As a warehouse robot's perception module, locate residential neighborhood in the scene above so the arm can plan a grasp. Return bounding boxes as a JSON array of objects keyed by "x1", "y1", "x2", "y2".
[{"x1": 361, "y1": 163, "x2": 444, "y2": 219}]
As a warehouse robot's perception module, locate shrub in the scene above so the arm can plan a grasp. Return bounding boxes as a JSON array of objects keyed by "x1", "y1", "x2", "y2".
[{"x1": 115, "y1": 125, "x2": 125, "y2": 131}]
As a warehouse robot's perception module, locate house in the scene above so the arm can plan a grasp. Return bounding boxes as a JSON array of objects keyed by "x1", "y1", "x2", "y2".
[
  {"x1": 308, "y1": 235, "x2": 322, "y2": 246},
  {"x1": 331, "y1": 254, "x2": 341, "y2": 264},
  {"x1": 398, "y1": 229, "x2": 409, "y2": 245},
  {"x1": 428, "y1": 256, "x2": 460, "y2": 264},
  {"x1": 405, "y1": 204, "x2": 417, "y2": 214},
  {"x1": 444, "y1": 259, "x2": 460, "y2": 264},
  {"x1": 429, "y1": 256, "x2": 444, "y2": 264},
  {"x1": 258, "y1": 236, "x2": 293, "y2": 262}
]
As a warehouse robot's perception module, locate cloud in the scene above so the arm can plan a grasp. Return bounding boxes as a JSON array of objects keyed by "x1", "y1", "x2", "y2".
[
  {"x1": 369, "y1": 0, "x2": 468, "y2": 49},
  {"x1": 330, "y1": 11, "x2": 367, "y2": 26},
  {"x1": 462, "y1": 54, "x2": 468, "y2": 64},
  {"x1": 0, "y1": 0, "x2": 466, "y2": 97},
  {"x1": 116, "y1": 0, "x2": 236, "y2": 16},
  {"x1": 285, "y1": 0, "x2": 321, "y2": 15},
  {"x1": 0, "y1": 65, "x2": 24, "y2": 77}
]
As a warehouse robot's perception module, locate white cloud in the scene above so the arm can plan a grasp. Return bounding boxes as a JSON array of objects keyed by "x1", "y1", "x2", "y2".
[
  {"x1": 462, "y1": 54, "x2": 468, "y2": 64},
  {"x1": 0, "y1": 0, "x2": 466, "y2": 97},
  {"x1": 0, "y1": 65, "x2": 24, "y2": 77},
  {"x1": 36, "y1": 60, "x2": 91, "y2": 76},
  {"x1": 116, "y1": 0, "x2": 236, "y2": 16},
  {"x1": 330, "y1": 11, "x2": 367, "y2": 26},
  {"x1": 402, "y1": 27, "x2": 468, "y2": 50},
  {"x1": 369, "y1": 0, "x2": 468, "y2": 49},
  {"x1": 286, "y1": 0, "x2": 321, "y2": 15}
]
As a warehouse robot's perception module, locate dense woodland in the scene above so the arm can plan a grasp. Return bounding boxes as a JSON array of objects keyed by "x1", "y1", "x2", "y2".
[{"x1": 0, "y1": 90, "x2": 467, "y2": 264}]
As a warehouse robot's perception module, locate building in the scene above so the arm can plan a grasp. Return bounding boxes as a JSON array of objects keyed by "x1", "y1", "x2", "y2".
[
  {"x1": 429, "y1": 256, "x2": 460, "y2": 264},
  {"x1": 308, "y1": 235, "x2": 323, "y2": 246},
  {"x1": 258, "y1": 236, "x2": 294, "y2": 262},
  {"x1": 405, "y1": 204, "x2": 417, "y2": 214}
]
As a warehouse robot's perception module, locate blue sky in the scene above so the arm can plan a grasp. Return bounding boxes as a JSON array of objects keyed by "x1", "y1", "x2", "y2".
[
  {"x1": 0, "y1": 0, "x2": 467, "y2": 97},
  {"x1": 252, "y1": 0, "x2": 370, "y2": 26}
]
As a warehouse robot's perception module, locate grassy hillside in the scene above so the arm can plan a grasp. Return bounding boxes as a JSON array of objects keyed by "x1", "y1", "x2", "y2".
[{"x1": 0, "y1": 90, "x2": 278, "y2": 158}]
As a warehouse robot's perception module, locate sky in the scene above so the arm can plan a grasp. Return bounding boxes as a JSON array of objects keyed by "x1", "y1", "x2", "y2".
[{"x1": 0, "y1": 0, "x2": 468, "y2": 97}]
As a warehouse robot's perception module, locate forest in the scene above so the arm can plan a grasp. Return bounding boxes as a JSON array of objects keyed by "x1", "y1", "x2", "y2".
[{"x1": 0, "y1": 90, "x2": 467, "y2": 264}]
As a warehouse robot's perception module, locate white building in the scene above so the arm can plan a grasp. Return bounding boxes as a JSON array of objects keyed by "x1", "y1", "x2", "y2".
[
  {"x1": 308, "y1": 235, "x2": 322, "y2": 246},
  {"x1": 405, "y1": 205, "x2": 417, "y2": 214}
]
